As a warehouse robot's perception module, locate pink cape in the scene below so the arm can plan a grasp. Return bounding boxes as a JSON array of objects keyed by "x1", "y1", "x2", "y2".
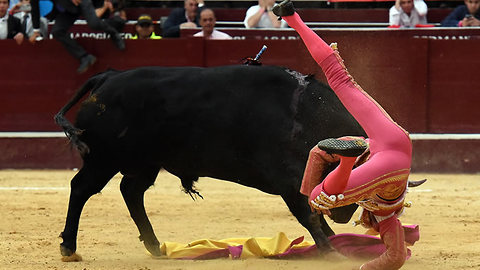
[{"x1": 159, "y1": 225, "x2": 419, "y2": 260}]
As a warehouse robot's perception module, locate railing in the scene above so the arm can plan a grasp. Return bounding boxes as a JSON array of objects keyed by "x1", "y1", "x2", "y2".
[
  {"x1": 122, "y1": 7, "x2": 453, "y2": 23},
  {"x1": 215, "y1": 21, "x2": 396, "y2": 27}
]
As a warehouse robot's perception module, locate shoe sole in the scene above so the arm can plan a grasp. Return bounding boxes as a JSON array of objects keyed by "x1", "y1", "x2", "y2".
[
  {"x1": 77, "y1": 57, "x2": 97, "y2": 74},
  {"x1": 272, "y1": 0, "x2": 295, "y2": 17},
  {"x1": 317, "y1": 138, "x2": 367, "y2": 157}
]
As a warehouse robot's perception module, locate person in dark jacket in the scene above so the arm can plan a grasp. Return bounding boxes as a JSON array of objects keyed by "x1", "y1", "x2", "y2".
[
  {"x1": 162, "y1": 0, "x2": 204, "y2": 38},
  {"x1": 441, "y1": 0, "x2": 480, "y2": 27},
  {"x1": 29, "y1": 0, "x2": 126, "y2": 74},
  {"x1": 0, "y1": 0, "x2": 24, "y2": 44}
]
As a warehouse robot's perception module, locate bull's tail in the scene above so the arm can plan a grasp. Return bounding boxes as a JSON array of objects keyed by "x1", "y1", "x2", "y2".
[{"x1": 54, "y1": 71, "x2": 113, "y2": 156}]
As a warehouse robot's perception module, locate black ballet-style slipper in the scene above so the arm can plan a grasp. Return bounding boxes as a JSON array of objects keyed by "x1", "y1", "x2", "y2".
[
  {"x1": 272, "y1": 0, "x2": 295, "y2": 19},
  {"x1": 317, "y1": 138, "x2": 368, "y2": 157}
]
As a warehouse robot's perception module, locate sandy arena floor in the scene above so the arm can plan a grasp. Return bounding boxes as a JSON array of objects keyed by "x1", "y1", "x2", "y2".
[{"x1": 0, "y1": 170, "x2": 479, "y2": 270}]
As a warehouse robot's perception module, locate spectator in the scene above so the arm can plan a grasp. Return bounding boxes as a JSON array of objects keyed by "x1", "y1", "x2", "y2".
[
  {"x1": 131, "y1": 14, "x2": 161, "y2": 39},
  {"x1": 10, "y1": 0, "x2": 48, "y2": 39},
  {"x1": 194, "y1": 8, "x2": 232, "y2": 39},
  {"x1": 95, "y1": 0, "x2": 126, "y2": 32},
  {"x1": 441, "y1": 0, "x2": 480, "y2": 27},
  {"x1": 244, "y1": 0, "x2": 287, "y2": 29},
  {"x1": 389, "y1": 0, "x2": 428, "y2": 28},
  {"x1": 162, "y1": 0, "x2": 204, "y2": 38},
  {"x1": 0, "y1": 0, "x2": 24, "y2": 44},
  {"x1": 29, "y1": 0, "x2": 125, "y2": 74}
]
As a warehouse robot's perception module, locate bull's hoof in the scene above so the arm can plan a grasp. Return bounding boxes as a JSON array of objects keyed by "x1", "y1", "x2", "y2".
[
  {"x1": 144, "y1": 242, "x2": 162, "y2": 257},
  {"x1": 60, "y1": 244, "x2": 74, "y2": 257},
  {"x1": 61, "y1": 251, "x2": 83, "y2": 262},
  {"x1": 313, "y1": 243, "x2": 338, "y2": 256},
  {"x1": 60, "y1": 244, "x2": 83, "y2": 261}
]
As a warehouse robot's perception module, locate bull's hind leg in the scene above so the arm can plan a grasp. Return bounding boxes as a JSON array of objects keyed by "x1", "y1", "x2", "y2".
[
  {"x1": 120, "y1": 167, "x2": 161, "y2": 256},
  {"x1": 281, "y1": 190, "x2": 335, "y2": 253},
  {"x1": 60, "y1": 161, "x2": 118, "y2": 259}
]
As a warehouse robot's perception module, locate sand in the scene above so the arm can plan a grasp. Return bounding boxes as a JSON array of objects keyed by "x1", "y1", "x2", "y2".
[{"x1": 0, "y1": 170, "x2": 479, "y2": 270}]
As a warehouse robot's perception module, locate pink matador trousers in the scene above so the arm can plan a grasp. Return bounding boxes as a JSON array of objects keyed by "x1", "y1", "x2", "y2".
[{"x1": 282, "y1": 13, "x2": 413, "y2": 270}]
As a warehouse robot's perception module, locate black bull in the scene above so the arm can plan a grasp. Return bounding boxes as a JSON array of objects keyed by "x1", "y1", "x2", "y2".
[{"x1": 55, "y1": 65, "x2": 366, "y2": 258}]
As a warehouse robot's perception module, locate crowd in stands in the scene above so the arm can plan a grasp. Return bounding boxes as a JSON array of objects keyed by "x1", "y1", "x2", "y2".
[{"x1": 1, "y1": 0, "x2": 479, "y2": 73}]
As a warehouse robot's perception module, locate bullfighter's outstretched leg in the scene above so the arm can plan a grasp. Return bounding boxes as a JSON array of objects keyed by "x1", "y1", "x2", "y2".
[
  {"x1": 273, "y1": 2, "x2": 412, "y2": 269},
  {"x1": 60, "y1": 161, "x2": 119, "y2": 261},
  {"x1": 120, "y1": 166, "x2": 161, "y2": 256}
]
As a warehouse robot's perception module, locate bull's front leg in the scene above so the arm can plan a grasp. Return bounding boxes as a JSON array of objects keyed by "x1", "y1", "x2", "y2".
[
  {"x1": 60, "y1": 163, "x2": 118, "y2": 261},
  {"x1": 120, "y1": 169, "x2": 161, "y2": 257},
  {"x1": 281, "y1": 191, "x2": 336, "y2": 253},
  {"x1": 329, "y1": 203, "x2": 358, "y2": 224}
]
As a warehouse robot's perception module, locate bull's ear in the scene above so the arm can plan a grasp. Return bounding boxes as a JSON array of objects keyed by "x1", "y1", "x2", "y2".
[{"x1": 407, "y1": 179, "x2": 427, "y2": 188}]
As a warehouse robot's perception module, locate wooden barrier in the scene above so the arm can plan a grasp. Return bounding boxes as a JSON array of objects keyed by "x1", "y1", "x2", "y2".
[
  {"x1": 1, "y1": 28, "x2": 479, "y2": 171},
  {"x1": 1, "y1": 134, "x2": 479, "y2": 173},
  {"x1": 412, "y1": 138, "x2": 480, "y2": 173},
  {"x1": 0, "y1": 137, "x2": 81, "y2": 169}
]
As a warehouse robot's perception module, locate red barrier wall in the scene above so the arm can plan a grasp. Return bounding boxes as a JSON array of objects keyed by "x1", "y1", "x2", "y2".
[
  {"x1": 428, "y1": 39, "x2": 480, "y2": 132},
  {"x1": 412, "y1": 139, "x2": 480, "y2": 173},
  {"x1": 0, "y1": 138, "x2": 81, "y2": 169},
  {"x1": 3, "y1": 29, "x2": 479, "y2": 133},
  {"x1": 1, "y1": 38, "x2": 204, "y2": 131},
  {"x1": 1, "y1": 28, "x2": 479, "y2": 171},
  {"x1": 1, "y1": 137, "x2": 479, "y2": 173}
]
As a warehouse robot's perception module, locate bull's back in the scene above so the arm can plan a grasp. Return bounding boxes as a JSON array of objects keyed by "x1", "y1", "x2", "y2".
[
  {"x1": 74, "y1": 65, "x2": 364, "y2": 191},
  {"x1": 76, "y1": 66, "x2": 300, "y2": 163}
]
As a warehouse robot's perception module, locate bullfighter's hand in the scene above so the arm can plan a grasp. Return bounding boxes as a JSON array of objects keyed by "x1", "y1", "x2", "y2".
[{"x1": 309, "y1": 191, "x2": 339, "y2": 216}]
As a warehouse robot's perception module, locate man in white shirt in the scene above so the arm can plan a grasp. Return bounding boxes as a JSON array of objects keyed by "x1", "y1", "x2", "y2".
[
  {"x1": 11, "y1": 0, "x2": 47, "y2": 38},
  {"x1": 244, "y1": 0, "x2": 287, "y2": 28},
  {"x1": 0, "y1": 0, "x2": 23, "y2": 43},
  {"x1": 194, "y1": 8, "x2": 232, "y2": 39},
  {"x1": 0, "y1": 5, "x2": 7, "y2": 39},
  {"x1": 389, "y1": 0, "x2": 428, "y2": 28}
]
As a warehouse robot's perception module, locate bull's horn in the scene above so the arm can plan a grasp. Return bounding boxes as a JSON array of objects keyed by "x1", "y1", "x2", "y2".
[{"x1": 408, "y1": 179, "x2": 427, "y2": 188}]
